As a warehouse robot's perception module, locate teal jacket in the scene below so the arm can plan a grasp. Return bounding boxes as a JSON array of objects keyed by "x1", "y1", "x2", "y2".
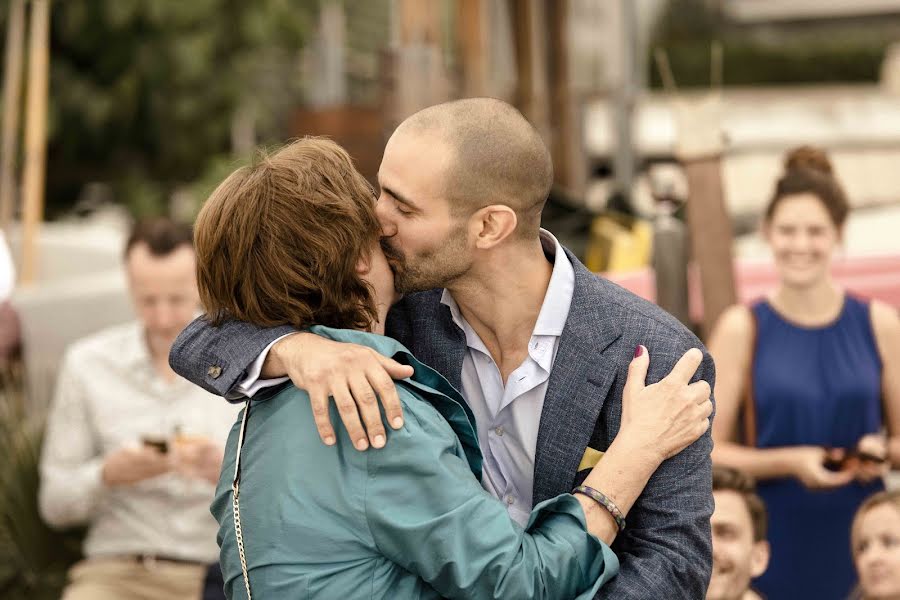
[{"x1": 211, "y1": 326, "x2": 618, "y2": 599}]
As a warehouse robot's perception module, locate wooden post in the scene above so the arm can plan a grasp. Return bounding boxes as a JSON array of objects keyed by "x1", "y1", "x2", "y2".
[
  {"x1": 511, "y1": 0, "x2": 550, "y2": 141},
  {"x1": 683, "y1": 157, "x2": 737, "y2": 336},
  {"x1": 546, "y1": 0, "x2": 586, "y2": 194},
  {"x1": 20, "y1": 0, "x2": 51, "y2": 285},
  {"x1": 0, "y1": 0, "x2": 26, "y2": 232},
  {"x1": 457, "y1": 0, "x2": 488, "y2": 97}
]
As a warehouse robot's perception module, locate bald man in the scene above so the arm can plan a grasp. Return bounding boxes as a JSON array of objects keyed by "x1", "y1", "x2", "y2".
[{"x1": 171, "y1": 98, "x2": 715, "y2": 598}]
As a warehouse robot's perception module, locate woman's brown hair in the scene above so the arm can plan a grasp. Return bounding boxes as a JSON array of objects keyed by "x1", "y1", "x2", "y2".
[
  {"x1": 765, "y1": 145, "x2": 849, "y2": 228},
  {"x1": 194, "y1": 137, "x2": 381, "y2": 331},
  {"x1": 851, "y1": 489, "x2": 900, "y2": 555}
]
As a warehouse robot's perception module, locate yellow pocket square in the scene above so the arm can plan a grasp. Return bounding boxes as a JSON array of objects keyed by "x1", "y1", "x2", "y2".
[{"x1": 578, "y1": 447, "x2": 605, "y2": 472}]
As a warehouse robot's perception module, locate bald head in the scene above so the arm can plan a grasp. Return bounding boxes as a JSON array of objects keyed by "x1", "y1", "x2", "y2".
[{"x1": 395, "y1": 98, "x2": 553, "y2": 238}]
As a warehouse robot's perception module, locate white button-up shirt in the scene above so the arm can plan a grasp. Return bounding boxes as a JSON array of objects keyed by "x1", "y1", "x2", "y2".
[
  {"x1": 39, "y1": 321, "x2": 240, "y2": 562},
  {"x1": 440, "y1": 230, "x2": 574, "y2": 525}
]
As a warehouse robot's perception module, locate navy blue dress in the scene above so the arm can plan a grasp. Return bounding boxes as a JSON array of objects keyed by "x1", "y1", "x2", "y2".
[{"x1": 749, "y1": 295, "x2": 884, "y2": 600}]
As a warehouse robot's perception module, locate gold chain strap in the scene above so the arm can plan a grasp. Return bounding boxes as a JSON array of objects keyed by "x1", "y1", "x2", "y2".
[
  {"x1": 232, "y1": 482, "x2": 252, "y2": 600},
  {"x1": 231, "y1": 400, "x2": 253, "y2": 599}
]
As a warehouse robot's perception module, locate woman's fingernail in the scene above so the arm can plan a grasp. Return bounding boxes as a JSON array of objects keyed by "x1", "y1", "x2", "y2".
[
  {"x1": 324, "y1": 436, "x2": 335, "y2": 446},
  {"x1": 634, "y1": 345, "x2": 644, "y2": 358},
  {"x1": 374, "y1": 434, "x2": 385, "y2": 448},
  {"x1": 391, "y1": 417, "x2": 404, "y2": 429}
]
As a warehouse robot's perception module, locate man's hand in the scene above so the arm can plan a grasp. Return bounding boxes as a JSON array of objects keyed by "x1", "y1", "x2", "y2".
[
  {"x1": 266, "y1": 333, "x2": 414, "y2": 450},
  {"x1": 101, "y1": 446, "x2": 171, "y2": 486},
  {"x1": 171, "y1": 437, "x2": 225, "y2": 485}
]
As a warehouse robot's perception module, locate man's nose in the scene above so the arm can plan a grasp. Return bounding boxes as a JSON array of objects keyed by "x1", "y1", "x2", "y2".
[{"x1": 376, "y1": 203, "x2": 397, "y2": 237}]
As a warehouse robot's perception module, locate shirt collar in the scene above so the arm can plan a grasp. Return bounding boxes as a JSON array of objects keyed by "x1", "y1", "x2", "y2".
[
  {"x1": 121, "y1": 321, "x2": 154, "y2": 370},
  {"x1": 440, "y1": 228, "x2": 574, "y2": 339}
]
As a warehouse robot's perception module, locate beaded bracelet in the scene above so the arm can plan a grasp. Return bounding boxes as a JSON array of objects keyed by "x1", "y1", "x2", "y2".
[{"x1": 573, "y1": 485, "x2": 626, "y2": 532}]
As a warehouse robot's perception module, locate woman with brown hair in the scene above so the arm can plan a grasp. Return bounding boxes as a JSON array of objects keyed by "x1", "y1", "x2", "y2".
[
  {"x1": 708, "y1": 146, "x2": 900, "y2": 599},
  {"x1": 196, "y1": 137, "x2": 712, "y2": 599},
  {"x1": 851, "y1": 489, "x2": 900, "y2": 600}
]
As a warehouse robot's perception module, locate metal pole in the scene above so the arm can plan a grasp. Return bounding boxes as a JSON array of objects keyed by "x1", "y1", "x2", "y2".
[{"x1": 610, "y1": 0, "x2": 637, "y2": 213}]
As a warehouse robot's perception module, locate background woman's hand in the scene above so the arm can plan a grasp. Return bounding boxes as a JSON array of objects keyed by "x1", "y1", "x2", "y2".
[
  {"x1": 619, "y1": 346, "x2": 713, "y2": 462},
  {"x1": 854, "y1": 433, "x2": 890, "y2": 483},
  {"x1": 789, "y1": 446, "x2": 855, "y2": 489}
]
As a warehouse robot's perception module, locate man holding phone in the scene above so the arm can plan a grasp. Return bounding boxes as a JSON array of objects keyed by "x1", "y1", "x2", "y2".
[{"x1": 39, "y1": 219, "x2": 238, "y2": 600}]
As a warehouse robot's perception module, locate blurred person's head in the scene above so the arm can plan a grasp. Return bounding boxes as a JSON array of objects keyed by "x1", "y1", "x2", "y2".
[
  {"x1": 851, "y1": 490, "x2": 900, "y2": 599},
  {"x1": 377, "y1": 97, "x2": 553, "y2": 293},
  {"x1": 194, "y1": 137, "x2": 392, "y2": 333},
  {"x1": 707, "y1": 467, "x2": 770, "y2": 600},
  {"x1": 124, "y1": 218, "x2": 198, "y2": 356},
  {"x1": 763, "y1": 146, "x2": 848, "y2": 290}
]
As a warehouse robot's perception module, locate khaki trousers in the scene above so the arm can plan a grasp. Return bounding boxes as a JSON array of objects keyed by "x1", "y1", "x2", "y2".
[{"x1": 61, "y1": 557, "x2": 206, "y2": 600}]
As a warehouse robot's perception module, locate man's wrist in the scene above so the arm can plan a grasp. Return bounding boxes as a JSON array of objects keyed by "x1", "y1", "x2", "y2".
[{"x1": 262, "y1": 332, "x2": 303, "y2": 378}]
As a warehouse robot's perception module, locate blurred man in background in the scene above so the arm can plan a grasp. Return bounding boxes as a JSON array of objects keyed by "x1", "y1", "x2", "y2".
[
  {"x1": 38, "y1": 218, "x2": 237, "y2": 600},
  {"x1": 707, "y1": 467, "x2": 771, "y2": 600}
]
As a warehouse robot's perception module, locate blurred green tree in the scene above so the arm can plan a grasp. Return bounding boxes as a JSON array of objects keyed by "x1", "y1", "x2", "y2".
[
  {"x1": 39, "y1": 0, "x2": 315, "y2": 217},
  {"x1": 650, "y1": 0, "x2": 891, "y2": 89}
]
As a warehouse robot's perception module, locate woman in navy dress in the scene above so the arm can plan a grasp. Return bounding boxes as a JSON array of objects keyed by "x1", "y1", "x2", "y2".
[{"x1": 708, "y1": 146, "x2": 900, "y2": 600}]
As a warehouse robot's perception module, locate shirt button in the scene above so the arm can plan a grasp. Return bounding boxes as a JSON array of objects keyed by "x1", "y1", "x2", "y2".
[
  {"x1": 493, "y1": 426, "x2": 504, "y2": 437},
  {"x1": 506, "y1": 495, "x2": 515, "y2": 505}
]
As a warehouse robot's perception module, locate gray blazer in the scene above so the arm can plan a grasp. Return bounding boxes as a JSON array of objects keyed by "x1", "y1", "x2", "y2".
[{"x1": 171, "y1": 248, "x2": 714, "y2": 599}]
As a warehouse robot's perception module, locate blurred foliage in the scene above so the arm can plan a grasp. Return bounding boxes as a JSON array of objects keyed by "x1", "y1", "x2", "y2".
[
  {"x1": 0, "y1": 364, "x2": 84, "y2": 600},
  {"x1": 650, "y1": 0, "x2": 891, "y2": 88},
  {"x1": 30, "y1": 0, "x2": 317, "y2": 217}
]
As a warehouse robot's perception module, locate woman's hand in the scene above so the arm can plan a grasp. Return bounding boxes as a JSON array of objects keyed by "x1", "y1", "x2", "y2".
[
  {"x1": 854, "y1": 433, "x2": 890, "y2": 483},
  {"x1": 789, "y1": 446, "x2": 855, "y2": 489},
  {"x1": 618, "y1": 346, "x2": 713, "y2": 463}
]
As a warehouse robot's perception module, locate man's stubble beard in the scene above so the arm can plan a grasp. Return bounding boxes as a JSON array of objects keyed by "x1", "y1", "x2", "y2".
[{"x1": 384, "y1": 225, "x2": 471, "y2": 294}]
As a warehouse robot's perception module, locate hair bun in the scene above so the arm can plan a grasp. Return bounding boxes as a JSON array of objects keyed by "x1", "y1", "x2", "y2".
[{"x1": 784, "y1": 145, "x2": 833, "y2": 175}]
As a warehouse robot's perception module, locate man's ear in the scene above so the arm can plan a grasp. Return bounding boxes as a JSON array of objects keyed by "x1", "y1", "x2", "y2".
[
  {"x1": 471, "y1": 205, "x2": 517, "y2": 249},
  {"x1": 750, "y1": 540, "x2": 770, "y2": 578}
]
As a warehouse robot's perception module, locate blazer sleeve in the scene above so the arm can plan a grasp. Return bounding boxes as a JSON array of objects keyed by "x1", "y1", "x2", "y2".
[
  {"x1": 169, "y1": 316, "x2": 297, "y2": 397},
  {"x1": 364, "y1": 388, "x2": 620, "y2": 600},
  {"x1": 595, "y1": 342, "x2": 715, "y2": 599}
]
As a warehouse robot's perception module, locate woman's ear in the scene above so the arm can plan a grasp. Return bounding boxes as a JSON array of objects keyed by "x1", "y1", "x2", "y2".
[{"x1": 356, "y1": 250, "x2": 372, "y2": 275}]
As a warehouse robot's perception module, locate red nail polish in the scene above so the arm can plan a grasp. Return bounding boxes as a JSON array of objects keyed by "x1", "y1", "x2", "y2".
[{"x1": 634, "y1": 345, "x2": 644, "y2": 358}]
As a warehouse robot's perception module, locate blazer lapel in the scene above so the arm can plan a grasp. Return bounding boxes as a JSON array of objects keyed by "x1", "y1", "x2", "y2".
[
  {"x1": 409, "y1": 296, "x2": 467, "y2": 391},
  {"x1": 532, "y1": 252, "x2": 625, "y2": 505}
]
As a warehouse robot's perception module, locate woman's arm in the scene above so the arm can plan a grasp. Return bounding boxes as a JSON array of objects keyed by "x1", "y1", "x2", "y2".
[
  {"x1": 708, "y1": 305, "x2": 854, "y2": 488},
  {"x1": 365, "y1": 392, "x2": 617, "y2": 600},
  {"x1": 364, "y1": 349, "x2": 711, "y2": 600},
  {"x1": 871, "y1": 300, "x2": 900, "y2": 467}
]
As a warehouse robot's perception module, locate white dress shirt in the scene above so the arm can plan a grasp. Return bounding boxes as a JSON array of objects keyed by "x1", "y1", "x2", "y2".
[
  {"x1": 235, "y1": 230, "x2": 575, "y2": 526},
  {"x1": 439, "y1": 231, "x2": 573, "y2": 525},
  {"x1": 39, "y1": 321, "x2": 240, "y2": 562}
]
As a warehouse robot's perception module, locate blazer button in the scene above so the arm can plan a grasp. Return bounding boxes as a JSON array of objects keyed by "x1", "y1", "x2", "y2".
[{"x1": 207, "y1": 365, "x2": 223, "y2": 379}]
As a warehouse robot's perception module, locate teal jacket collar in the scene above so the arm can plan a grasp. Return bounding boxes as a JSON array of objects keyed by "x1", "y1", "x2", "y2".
[{"x1": 257, "y1": 325, "x2": 483, "y2": 479}]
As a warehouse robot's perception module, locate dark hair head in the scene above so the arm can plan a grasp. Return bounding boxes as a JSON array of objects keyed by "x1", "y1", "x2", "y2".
[
  {"x1": 765, "y1": 146, "x2": 849, "y2": 228},
  {"x1": 124, "y1": 217, "x2": 193, "y2": 259},
  {"x1": 193, "y1": 137, "x2": 381, "y2": 331},
  {"x1": 712, "y1": 466, "x2": 768, "y2": 542}
]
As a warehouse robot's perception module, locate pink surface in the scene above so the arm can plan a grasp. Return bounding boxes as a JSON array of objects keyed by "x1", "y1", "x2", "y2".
[{"x1": 603, "y1": 254, "x2": 900, "y2": 322}]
